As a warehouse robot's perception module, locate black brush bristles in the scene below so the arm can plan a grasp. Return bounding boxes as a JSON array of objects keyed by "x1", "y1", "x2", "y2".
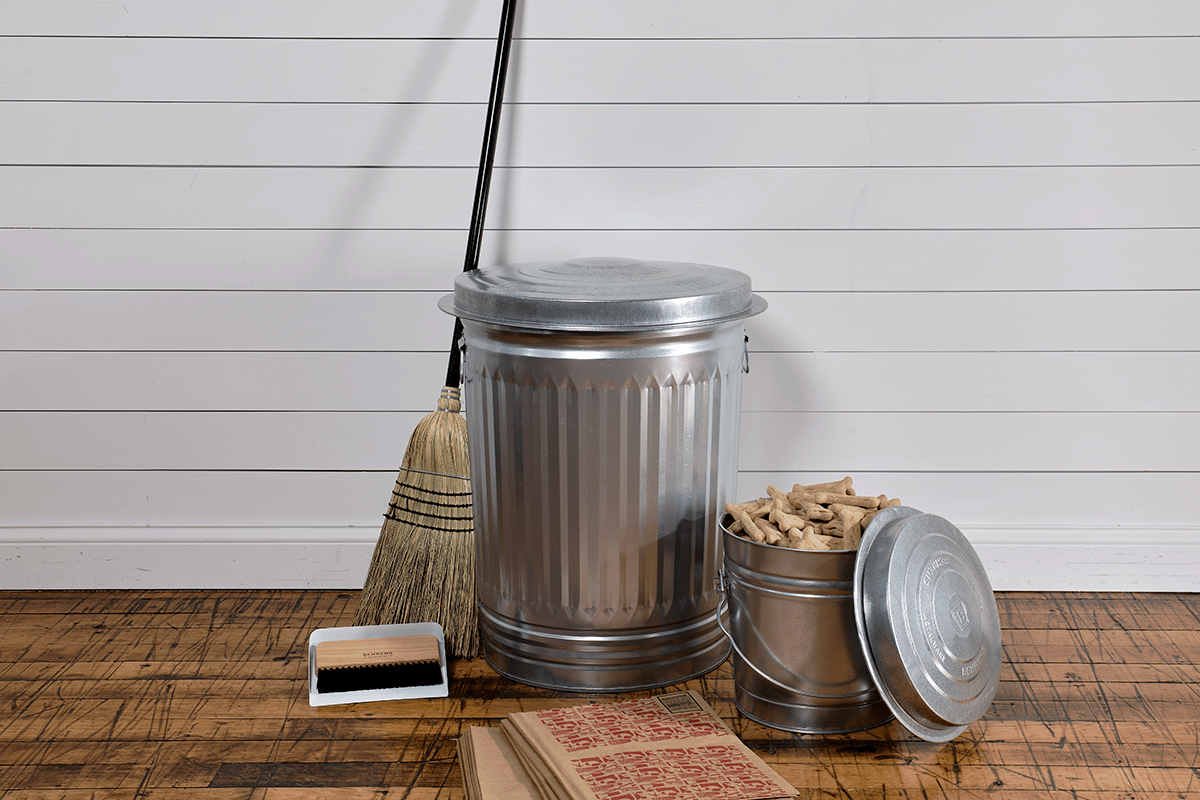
[{"x1": 316, "y1": 660, "x2": 444, "y2": 695}]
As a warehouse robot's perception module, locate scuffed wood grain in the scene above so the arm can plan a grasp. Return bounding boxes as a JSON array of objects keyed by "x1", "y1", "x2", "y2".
[{"x1": 1, "y1": 590, "x2": 1196, "y2": 798}]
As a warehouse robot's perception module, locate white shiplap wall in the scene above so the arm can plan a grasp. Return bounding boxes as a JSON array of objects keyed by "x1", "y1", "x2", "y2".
[{"x1": 2, "y1": 1, "x2": 1198, "y2": 591}]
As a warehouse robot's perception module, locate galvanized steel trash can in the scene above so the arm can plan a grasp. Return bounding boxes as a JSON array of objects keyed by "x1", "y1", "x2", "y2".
[{"x1": 439, "y1": 256, "x2": 767, "y2": 691}]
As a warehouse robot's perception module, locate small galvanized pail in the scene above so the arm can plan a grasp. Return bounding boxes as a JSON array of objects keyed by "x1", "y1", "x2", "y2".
[
  {"x1": 440, "y1": 256, "x2": 767, "y2": 692},
  {"x1": 720, "y1": 521, "x2": 890, "y2": 735},
  {"x1": 720, "y1": 506, "x2": 1002, "y2": 742}
]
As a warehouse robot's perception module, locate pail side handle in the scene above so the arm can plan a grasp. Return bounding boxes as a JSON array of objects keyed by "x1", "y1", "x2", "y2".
[{"x1": 716, "y1": 569, "x2": 836, "y2": 699}]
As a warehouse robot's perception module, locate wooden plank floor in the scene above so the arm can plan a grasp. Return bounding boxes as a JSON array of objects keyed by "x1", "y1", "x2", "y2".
[{"x1": 1, "y1": 590, "x2": 1198, "y2": 799}]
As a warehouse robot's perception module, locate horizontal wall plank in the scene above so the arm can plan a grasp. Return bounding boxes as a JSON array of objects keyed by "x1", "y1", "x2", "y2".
[
  {"x1": 0, "y1": 291, "x2": 448, "y2": 353},
  {"x1": 0, "y1": 471, "x2": 399, "y2": 527},
  {"x1": 744, "y1": 352, "x2": 1200, "y2": 413},
  {"x1": 2, "y1": 470, "x2": 1196, "y2": 528},
  {"x1": 7, "y1": 0, "x2": 1200, "y2": 39},
  {"x1": 746, "y1": 290, "x2": 1200, "y2": 354},
  {"x1": 739, "y1": 411, "x2": 1200, "y2": 473},
  {"x1": 0, "y1": 411, "x2": 420, "y2": 471},
  {"x1": 2, "y1": 410, "x2": 1194, "y2": 471},
  {"x1": 8, "y1": 101, "x2": 1200, "y2": 168},
  {"x1": 0, "y1": 352, "x2": 451, "y2": 412},
  {"x1": 5, "y1": 38, "x2": 1198, "y2": 103},
  {"x1": 1, "y1": 525, "x2": 1196, "y2": 590},
  {"x1": 2, "y1": 351, "x2": 1196, "y2": 413},
  {"x1": 0, "y1": 536, "x2": 376, "y2": 590},
  {"x1": 3, "y1": 290, "x2": 1195, "y2": 353},
  {"x1": 4, "y1": 228, "x2": 1199, "y2": 292},
  {"x1": 4, "y1": 165, "x2": 1198, "y2": 230},
  {"x1": 2, "y1": 0, "x2": 493, "y2": 39}
]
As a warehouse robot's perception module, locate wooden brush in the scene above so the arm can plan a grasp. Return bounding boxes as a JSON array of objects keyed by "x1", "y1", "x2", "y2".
[{"x1": 314, "y1": 634, "x2": 444, "y2": 695}]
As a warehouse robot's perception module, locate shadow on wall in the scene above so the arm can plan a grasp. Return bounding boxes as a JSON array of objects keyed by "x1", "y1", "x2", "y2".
[
  {"x1": 476, "y1": 0, "x2": 526, "y2": 269},
  {"x1": 318, "y1": 0, "x2": 495, "y2": 276}
]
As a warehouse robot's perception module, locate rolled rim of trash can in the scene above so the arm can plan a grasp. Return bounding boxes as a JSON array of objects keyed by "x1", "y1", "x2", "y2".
[{"x1": 438, "y1": 256, "x2": 768, "y2": 332}]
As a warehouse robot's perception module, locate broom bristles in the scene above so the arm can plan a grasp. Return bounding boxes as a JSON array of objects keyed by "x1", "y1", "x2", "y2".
[{"x1": 355, "y1": 386, "x2": 479, "y2": 658}]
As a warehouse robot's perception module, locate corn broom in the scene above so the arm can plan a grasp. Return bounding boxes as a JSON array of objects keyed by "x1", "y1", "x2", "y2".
[{"x1": 354, "y1": 0, "x2": 518, "y2": 658}]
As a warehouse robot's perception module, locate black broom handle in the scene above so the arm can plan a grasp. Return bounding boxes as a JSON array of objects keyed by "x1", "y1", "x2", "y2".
[{"x1": 445, "y1": 0, "x2": 519, "y2": 389}]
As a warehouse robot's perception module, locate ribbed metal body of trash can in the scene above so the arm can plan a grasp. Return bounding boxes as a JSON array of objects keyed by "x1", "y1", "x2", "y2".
[{"x1": 439, "y1": 257, "x2": 766, "y2": 691}]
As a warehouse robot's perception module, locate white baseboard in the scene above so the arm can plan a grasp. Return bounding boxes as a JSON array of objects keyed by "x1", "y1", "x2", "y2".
[
  {"x1": 961, "y1": 525, "x2": 1199, "y2": 592},
  {"x1": 0, "y1": 527, "x2": 380, "y2": 590},
  {"x1": 2, "y1": 525, "x2": 1196, "y2": 592}
]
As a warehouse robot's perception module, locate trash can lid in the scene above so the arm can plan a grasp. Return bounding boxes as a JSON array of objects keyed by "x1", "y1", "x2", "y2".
[
  {"x1": 438, "y1": 256, "x2": 767, "y2": 331},
  {"x1": 852, "y1": 507, "x2": 1003, "y2": 742}
]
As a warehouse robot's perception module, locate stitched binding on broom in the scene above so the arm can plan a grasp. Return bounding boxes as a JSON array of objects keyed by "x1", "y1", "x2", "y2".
[
  {"x1": 385, "y1": 486, "x2": 473, "y2": 529},
  {"x1": 399, "y1": 466, "x2": 471, "y2": 481}
]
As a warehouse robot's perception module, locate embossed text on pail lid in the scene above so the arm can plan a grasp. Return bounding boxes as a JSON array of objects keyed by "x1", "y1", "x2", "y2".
[{"x1": 438, "y1": 256, "x2": 768, "y2": 331}]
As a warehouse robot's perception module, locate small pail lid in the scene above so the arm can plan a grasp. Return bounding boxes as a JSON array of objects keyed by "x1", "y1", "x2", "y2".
[
  {"x1": 438, "y1": 256, "x2": 767, "y2": 332},
  {"x1": 853, "y1": 507, "x2": 1002, "y2": 742}
]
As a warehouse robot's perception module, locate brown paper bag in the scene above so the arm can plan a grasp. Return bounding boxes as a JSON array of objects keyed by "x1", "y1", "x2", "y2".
[
  {"x1": 503, "y1": 690, "x2": 796, "y2": 800},
  {"x1": 459, "y1": 725, "x2": 544, "y2": 800}
]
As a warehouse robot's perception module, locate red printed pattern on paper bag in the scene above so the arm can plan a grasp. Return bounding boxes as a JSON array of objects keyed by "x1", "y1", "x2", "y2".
[
  {"x1": 535, "y1": 699, "x2": 728, "y2": 753},
  {"x1": 573, "y1": 745, "x2": 784, "y2": 800}
]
